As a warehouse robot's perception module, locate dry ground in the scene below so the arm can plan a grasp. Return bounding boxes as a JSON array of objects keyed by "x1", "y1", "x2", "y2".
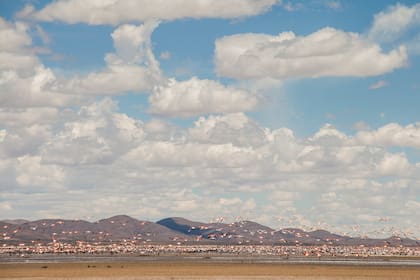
[{"x1": 1, "y1": 262, "x2": 420, "y2": 279}]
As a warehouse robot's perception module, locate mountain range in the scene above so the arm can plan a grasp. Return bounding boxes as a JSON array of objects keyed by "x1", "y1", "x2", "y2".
[{"x1": 1, "y1": 215, "x2": 418, "y2": 246}]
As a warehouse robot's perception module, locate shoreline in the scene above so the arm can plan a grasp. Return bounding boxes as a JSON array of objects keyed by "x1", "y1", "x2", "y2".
[{"x1": 2, "y1": 254, "x2": 420, "y2": 264}]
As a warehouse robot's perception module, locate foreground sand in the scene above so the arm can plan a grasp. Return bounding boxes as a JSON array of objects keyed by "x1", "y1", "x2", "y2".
[{"x1": 1, "y1": 261, "x2": 420, "y2": 279}]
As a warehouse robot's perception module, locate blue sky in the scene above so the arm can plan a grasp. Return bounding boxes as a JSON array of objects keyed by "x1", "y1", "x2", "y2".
[{"x1": 0, "y1": 0, "x2": 419, "y2": 238}]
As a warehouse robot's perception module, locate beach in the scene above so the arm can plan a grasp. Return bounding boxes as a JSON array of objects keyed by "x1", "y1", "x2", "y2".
[{"x1": 1, "y1": 260, "x2": 420, "y2": 280}]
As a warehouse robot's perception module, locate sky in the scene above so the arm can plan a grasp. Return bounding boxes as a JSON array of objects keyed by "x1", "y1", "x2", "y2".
[{"x1": 0, "y1": 0, "x2": 419, "y2": 239}]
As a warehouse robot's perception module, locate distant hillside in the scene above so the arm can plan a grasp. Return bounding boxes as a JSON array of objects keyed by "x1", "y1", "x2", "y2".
[
  {"x1": 1, "y1": 215, "x2": 418, "y2": 246},
  {"x1": 1, "y1": 219, "x2": 29, "y2": 225},
  {"x1": 0, "y1": 215, "x2": 190, "y2": 244}
]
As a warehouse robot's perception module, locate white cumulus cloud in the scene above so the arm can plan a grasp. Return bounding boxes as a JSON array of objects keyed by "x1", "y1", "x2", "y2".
[
  {"x1": 369, "y1": 80, "x2": 389, "y2": 90},
  {"x1": 0, "y1": 17, "x2": 38, "y2": 72},
  {"x1": 354, "y1": 123, "x2": 420, "y2": 149},
  {"x1": 375, "y1": 153, "x2": 411, "y2": 177},
  {"x1": 149, "y1": 77, "x2": 260, "y2": 117},
  {"x1": 369, "y1": 3, "x2": 420, "y2": 43},
  {"x1": 188, "y1": 113, "x2": 267, "y2": 147},
  {"x1": 59, "y1": 22, "x2": 162, "y2": 96},
  {"x1": 0, "y1": 102, "x2": 419, "y2": 235},
  {"x1": 24, "y1": 0, "x2": 279, "y2": 25},
  {"x1": 0, "y1": 18, "x2": 83, "y2": 108},
  {"x1": 1, "y1": 21, "x2": 163, "y2": 108},
  {"x1": 40, "y1": 98, "x2": 145, "y2": 166},
  {"x1": 215, "y1": 27, "x2": 408, "y2": 80}
]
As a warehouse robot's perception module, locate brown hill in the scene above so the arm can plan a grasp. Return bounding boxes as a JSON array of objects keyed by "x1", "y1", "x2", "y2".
[
  {"x1": 1, "y1": 216, "x2": 418, "y2": 246},
  {"x1": 1, "y1": 215, "x2": 189, "y2": 244}
]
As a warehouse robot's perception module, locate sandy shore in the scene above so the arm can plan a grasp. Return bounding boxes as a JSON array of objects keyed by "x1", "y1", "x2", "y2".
[{"x1": 1, "y1": 261, "x2": 420, "y2": 279}]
